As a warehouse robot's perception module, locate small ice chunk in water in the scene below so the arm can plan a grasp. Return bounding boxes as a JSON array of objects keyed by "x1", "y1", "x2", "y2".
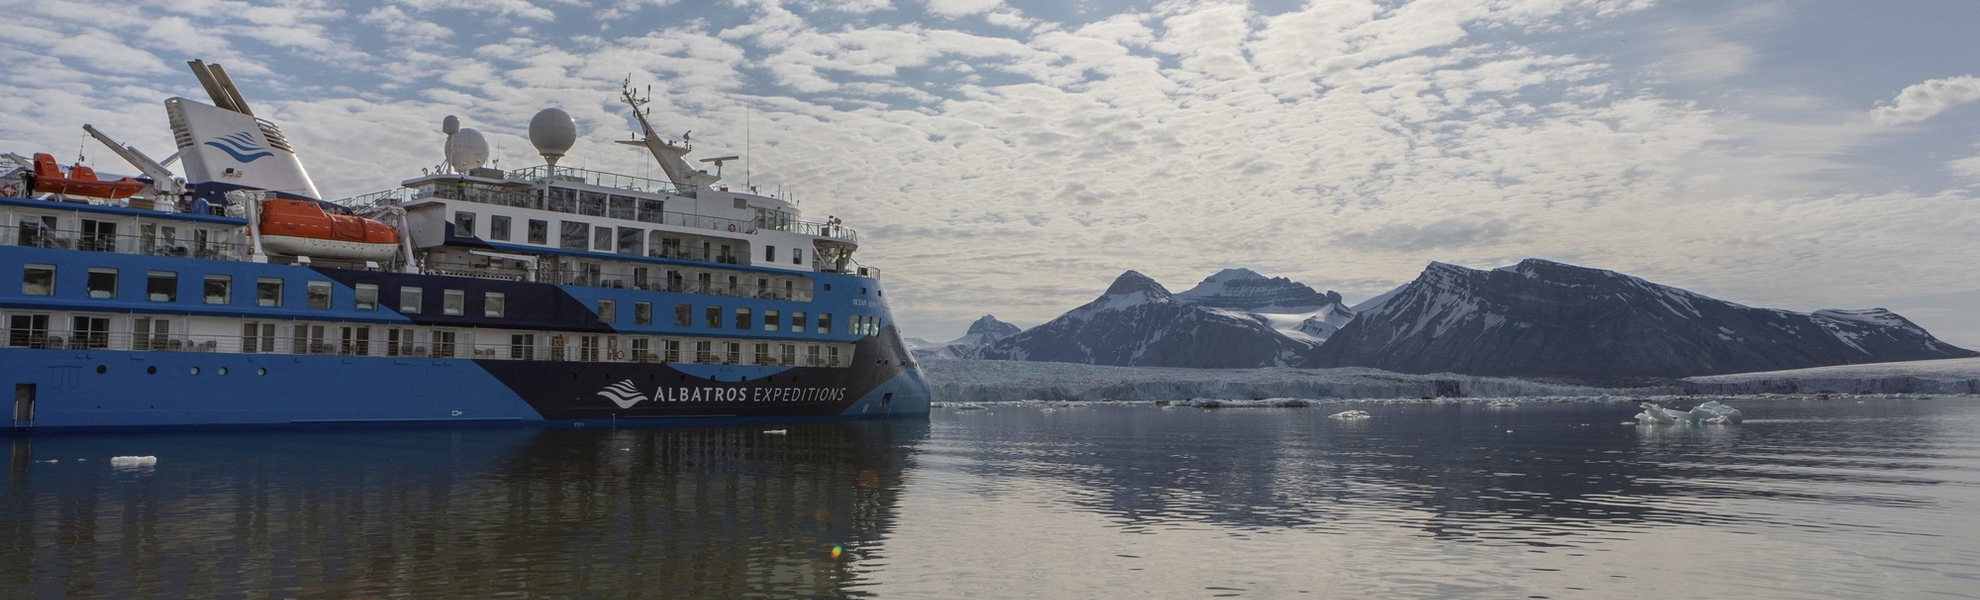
[
  {"x1": 763, "y1": 429, "x2": 788, "y2": 435},
  {"x1": 1635, "y1": 401, "x2": 1742, "y2": 425},
  {"x1": 109, "y1": 456, "x2": 157, "y2": 469},
  {"x1": 1487, "y1": 399, "x2": 1519, "y2": 409},
  {"x1": 1329, "y1": 410, "x2": 1371, "y2": 420}
]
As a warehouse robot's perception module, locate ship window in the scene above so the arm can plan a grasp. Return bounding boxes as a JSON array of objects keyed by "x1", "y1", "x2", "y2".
[
  {"x1": 490, "y1": 215, "x2": 511, "y2": 241},
  {"x1": 663, "y1": 338, "x2": 681, "y2": 363},
  {"x1": 704, "y1": 306, "x2": 721, "y2": 328},
  {"x1": 609, "y1": 195, "x2": 637, "y2": 220},
  {"x1": 528, "y1": 219, "x2": 548, "y2": 244},
  {"x1": 633, "y1": 300, "x2": 653, "y2": 325},
  {"x1": 339, "y1": 326, "x2": 370, "y2": 356},
  {"x1": 485, "y1": 292, "x2": 505, "y2": 318},
  {"x1": 386, "y1": 328, "x2": 416, "y2": 356},
  {"x1": 793, "y1": 248, "x2": 803, "y2": 265},
  {"x1": 79, "y1": 219, "x2": 116, "y2": 252},
  {"x1": 766, "y1": 246, "x2": 776, "y2": 262},
  {"x1": 443, "y1": 290, "x2": 464, "y2": 315},
  {"x1": 616, "y1": 227, "x2": 643, "y2": 256},
  {"x1": 764, "y1": 309, "x2": 780, "y2": 332},
  {"x1": 560, "y1": 221, "x2": 589, "y2": 250},
  {"x1": 753, "y1": 342, "x2": 770, "y2": 365},
  {"x1": 305, "y1": 280, "x2": 331, "y2": 309},
  {"x1": 780, "y1": 343, "x2": 796, "y2": 366},
  {"x1": 21, "y1": 264, "x2": 53, "y2": 296},
  {"x1": 806, "y1": 345, "x2": 822, "y2": 366},
  {"x1": 829, "y1": 345, "x2": 841, "y2": 367},
  {"x1": 354, "y1": 284, "x2": 378, "y2": 311},
  {"x1": 695, "y1": 340, "x2": 714, "y2": 363},
  {"x1": 674, "y1": 304, "x2": 690, "y2": 327},
  {"x1": 735, "y1": 307, "x2": 751, "y2": 330},
  {"x1": 400, "y1": 286, "x2": 423, "y2": 314},
  {"x1": 455, "y1": 211, "x2": 476, "y2": 238},
  {"x1": 203, "y1": 275, "x2": 230, "y2": 305},
  {"x1": 580, "y1": 191, "x2": 608, "y2": 216},
  {"x1": 71, "y1": 317, "x2": 109, "y2": 349},
  {"x1": 598, "y1": 299, "x2": 616, "y2": 323},
  {"x1": 7, "y1": 314, "x2": 49, "y2": 348},
  {"x1": 510, "y1": 334, "x2": 535, "y2": 360},
  {"x1": 86, "y1": 268, "x2": 117, "y2": 299},
  {"x1": 792, "y1": 311, "x2": 807, "y2": 333},
  {"x1": 148, "y1": 271, "x2": 178, "y2": 302},
  {"x1": 133, "y1": 317, "x2": 170, "y2": 351},
  {"x1": 433, "y1": 330, "x2": 456, "y2": 358},
  {"x1": 593, "y1": 226, "x2": 613, "y2": 251},
  {"x1": 580, "y1": 335, "x2": 600, "y2": 362},
  {"x1": 257, "y1": 278, "x2": 282, "y2": 307},
  {"x1": 724, "y1": 341, "x2": 741, "y2": 365},
  {"x1": 817, "y1": 313, "x2": 831, "y2": 334},
  {"x1": 629, "y1": 337, "x2": 650, "y2": 362},
  {"x1": 294, "y1": 324, "x2": 327, "y2": 355},
  {"x1": 242, "y1": 322, "x2": 276, "y2": 354}
]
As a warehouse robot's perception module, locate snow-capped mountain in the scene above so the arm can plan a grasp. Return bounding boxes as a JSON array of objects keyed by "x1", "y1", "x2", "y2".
[
  {"x1": 908, "y1": 315, "x2": 1022, "y2": 360},
  {"x1": 969, "y1": 270, "x2": 1333, "y2": 368},
  {"x1": 1307, "y1": 259, "x2": 1977, "y2": 380}
]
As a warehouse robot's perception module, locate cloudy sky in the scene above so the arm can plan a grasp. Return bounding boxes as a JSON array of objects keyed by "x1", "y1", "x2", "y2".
[{"x1": 4, "y1": 0, "x2": 1978, "y2": 345}]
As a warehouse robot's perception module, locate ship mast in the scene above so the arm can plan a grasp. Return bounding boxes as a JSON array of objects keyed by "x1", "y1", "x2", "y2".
[{"x1": 616, "y1": 78, "x2": 720, "y2": 191}]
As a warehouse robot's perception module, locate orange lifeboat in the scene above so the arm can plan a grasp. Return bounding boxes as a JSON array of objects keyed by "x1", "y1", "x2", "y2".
[
  {"x1": 30, "y1": 153, "x2": 145, "y2": 199},
  {"x1": 257, "y1": 199, "x2": 401, "y2": 262}
]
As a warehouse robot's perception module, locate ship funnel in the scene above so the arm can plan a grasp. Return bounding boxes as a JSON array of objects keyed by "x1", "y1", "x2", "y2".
[{"x1": 528, "y1": 108, "x2": 576, "y2": 169}]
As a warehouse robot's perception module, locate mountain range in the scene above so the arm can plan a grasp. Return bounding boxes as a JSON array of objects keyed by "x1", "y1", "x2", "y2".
[{"x1": 928, "y1": 259, "x2": 1975, "y2": 381}]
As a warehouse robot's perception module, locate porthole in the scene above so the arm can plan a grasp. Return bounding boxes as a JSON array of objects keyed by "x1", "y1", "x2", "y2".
[
  {"x1": 190, "y1": 367, "x2": 200, "y2": 375},
  {"x1": 146, "y1": 366, "x2": 157, "y2": 375},
  {"x1": 257, "y1": 368, "x2": 267, "y2": 376},
  {"x1": 95, "y1": 365, "x2": 106, "y2": 374},
  {"x1": 217, "y1": 367, "x2": 228, "y2": 376}
]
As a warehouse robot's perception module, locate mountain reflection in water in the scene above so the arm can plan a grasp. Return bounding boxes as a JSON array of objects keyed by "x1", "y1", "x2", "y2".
[{"x1": 6, "y1": 398, "x2": 1980, "y2": 598}]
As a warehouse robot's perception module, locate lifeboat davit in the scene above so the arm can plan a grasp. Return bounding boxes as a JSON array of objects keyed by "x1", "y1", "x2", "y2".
[
  {"x1": 257, "y1": 199, "x2": 400, "y2": 262},
  {"x1": 30, "y1": 153, "x2": 145, "y2": 199}
]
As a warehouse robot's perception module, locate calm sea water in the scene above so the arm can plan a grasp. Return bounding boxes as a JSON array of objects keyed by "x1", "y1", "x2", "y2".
[{"x1": 5, "y1": 398, "x2": 1979, "y2": 598}]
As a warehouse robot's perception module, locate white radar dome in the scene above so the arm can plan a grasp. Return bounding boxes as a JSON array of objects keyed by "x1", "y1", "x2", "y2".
[
  {"x1": 441, "y1": 115, "x2": 460, "y2": 135},
  {"x1": 528, "y1": 108, "x2": 577, "y2": 168},
  {"x1": 449, "y1": 127, "x2": 489, "y2": 173}
]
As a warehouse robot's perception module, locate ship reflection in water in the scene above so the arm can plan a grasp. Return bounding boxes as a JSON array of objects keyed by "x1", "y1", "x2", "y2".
[
  {"x1": 8, "y1": 399, "x2": 1980, "y2": 598},
  {"x1": 4, "y1": 423, "x2": 925, "y2": 598}
]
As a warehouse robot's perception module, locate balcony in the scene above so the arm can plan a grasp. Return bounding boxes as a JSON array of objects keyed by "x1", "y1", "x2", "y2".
[{"x1": 5, "y1": 224, "x2": 248, "y2": 261}]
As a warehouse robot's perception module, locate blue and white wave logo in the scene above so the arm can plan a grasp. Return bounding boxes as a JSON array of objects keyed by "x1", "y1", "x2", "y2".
[
  {"x1": 597, "y1": 380, "x2": 649, "y2": 409},
  {"x1": 203, "y1": 132, "x2": 274, "y2": 163}
]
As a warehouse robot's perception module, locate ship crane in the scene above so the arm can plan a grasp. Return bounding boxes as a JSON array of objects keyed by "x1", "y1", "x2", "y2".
[
  {"x1": 82, "y1": 124, "x2": 186, "y2": 200},
  {"x1": 615, "y1": 77, "x2": 721, "y2": 191}
]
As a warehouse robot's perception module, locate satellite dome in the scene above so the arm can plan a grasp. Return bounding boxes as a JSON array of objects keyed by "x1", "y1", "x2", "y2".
[
  {"x1": 449, "y1": 127, "x2": 489, "y2": 173},
  {"x1": 529, "y1": 108, "x2": 577, "y2": 168},
  {"x1": 441, "y1": 115, "x2": 460, "y2": 135}
]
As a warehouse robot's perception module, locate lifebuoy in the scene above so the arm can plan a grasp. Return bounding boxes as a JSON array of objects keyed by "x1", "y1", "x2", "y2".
[
  {"x1": 727, "y1": 224, "x2": 737, "y2": 232},
  {"x1": 611, "y1": 348, "x2": 625, "y2": 360},
  {"x1": 0, "y1": 183, "x2": 18, "y2": 198}
]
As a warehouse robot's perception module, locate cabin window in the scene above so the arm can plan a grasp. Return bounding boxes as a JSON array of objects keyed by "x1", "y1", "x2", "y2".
[
  {"x1": 806, "y1": 345, "x2": 822, "y2": 366},
  {"x1": 724, "y1": 341, "x2": 741, "y2": 365},
  {"x1": 528, "y1": 219, "x2": 548, "y2": 244},
  {"x1": 293, "y1": 324, "x2": 327, "y2": 355},
  {"x1": 674, "y1": 304, "x2": 690, "y2": 327},
  {"x1": 766, "y1": 246, "x2": 776, "y2": 262},
  {"x1": 79, "y1": 219, "x2": 116, "y2": 252},
  {"x1": 816, "y1": 313, "x2": 831, "y2": 335},
  {"x1": 86, "y1": 268, "x2": 117, "y2": 299},
  {"x1": 510, "y1": 334, "x2": 535, "y2": 360},
  {"x1": 560, "y1": 221, "x2": 589, "y2": 250},
  {"x1": 490, "y1": 215, "x2": 511, "y2": 241},
  {"x1": 695, "y1": 340, "x2": 714, "y2": 363},
  {"x1": 662, "y1": 338, "x2": 681, "y2": 363},
  {"x1": 780, "y1": 343, "x2": 797, "y2": 366},
  {"x1": 148, "y1": 271, "x2": 179, "y2": 302},
  {"x1": 792, "y1": 248, "x2": 803, "y2": 265},
  {"x1": 8, "y1": 314, "x2": 49, "y2": 348},
  {"x1": 704, "y1": 306, "x2": 721, "y2": 329},
  {"x1": 339, "y1": 326, "x2": 370, "y2": 356},
  {"x1": 257, "y1": 278, "x2": 283, "y2": 307},
  {"x1": 133, "y1": 317, "x2": 170, "y2": 351},
  {"x1": 455, "y1": 211, "x2": 476, "y2": 238},
  {"x1": 752, "y1": 342, "x2": 770, "y2": 364},
  {"x1": 609, "y1": 195, "x2": 637, "y2": 220},
  {"x1": 593, "y1": 226, "x2": 613, "y2": 252},
  {"x1": 828, "y1": 346, "x2": 841, "y2": 367},
  {"x1": 386, "y1": 328, "x2": 417, "y2": 356},
  {"x1": 485, "y1": 292, "x2": 506, "y2": 318},
  {"x1": 580, "y1": 335, "x2": 601, "y2": 362},
  {"x1": 242, "y1": 322, "x2": 276, "y2": 353},
  {"x1": 616, "y1": 227, "x2": 643, "y2": 256},
  {"x1": 732, "y1": 307, "x2": 751, "y2": 330},
  {"x1": 598, "y1": 299, "x2": 616, "y2": 323},
  {"x1": 764, "y1": 309, "x2": 780, "y2": 332},
  {"x1": 792, "y1": 311, "x2": 807, "y2": 333},
  {"x1": 71, "y1": 317, "x2": 109, "y2": 349},
  {"x1": 21, "y1": 264, "x2": 54, "y2": 296},
  {"x1": 433, "y1": 330, "x2": 457, "y2": 358},
  {"x1": 579, "y1": 191, "x2": 608, "y2": 216},
  {"x1": 630, "y1": 338, "x2": 651, "y2": 362},
  {"x1": 305, "y1": 280, "x2": 331, "y2": 309},
  {"x1": 400, "y1": 286, "x2": 423, "y2": 314},
  {"x1": 203, "y1": 275, "x2": 230, "y2": 304},
  {"x1": 443, "y1": 290, "x2": 464, "y2": 316},
  {"x1": 354, "y1": 284, "x2": 379, "y2": 311}
]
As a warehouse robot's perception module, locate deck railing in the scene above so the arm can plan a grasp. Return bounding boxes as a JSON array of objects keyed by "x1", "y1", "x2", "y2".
[
  {"x1": 4, "y1": 225, "x2": 248, "y2": 261},
  {"x1": 4, "y1": 329, "x2": 846, "y2": 367}
]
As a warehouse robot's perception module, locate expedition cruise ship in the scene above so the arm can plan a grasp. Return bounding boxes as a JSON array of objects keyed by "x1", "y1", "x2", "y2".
[{"x1": 2, "y1": 60, "x2": 929, "y2": 431}]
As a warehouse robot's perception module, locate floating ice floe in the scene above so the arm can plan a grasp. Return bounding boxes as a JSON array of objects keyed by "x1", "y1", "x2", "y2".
[
  {"x1": 1486, "y1": 399, "x2": 1519, "y2": 408},
  {"x1": 1635, "y1": 401, "x2": 1743, "y2": 425},
  {"x1": 953, "y1": 402, "x2": 987, "y2": 411},
  {"x1": 1329, "y1": 410, "x2": 1372, "y2": 420},
  {"x1": 109, "y1": 456, "x2": 157, "y2": 469}
]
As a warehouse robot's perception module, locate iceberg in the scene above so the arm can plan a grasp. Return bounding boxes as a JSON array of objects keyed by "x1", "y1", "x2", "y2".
[
  {"x1": 1635, "y1": 401, "x2": 1743, "y2": 425},
  {"x1": 1329, "y1": 410, "x2": 1372, "y2": 420}
]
